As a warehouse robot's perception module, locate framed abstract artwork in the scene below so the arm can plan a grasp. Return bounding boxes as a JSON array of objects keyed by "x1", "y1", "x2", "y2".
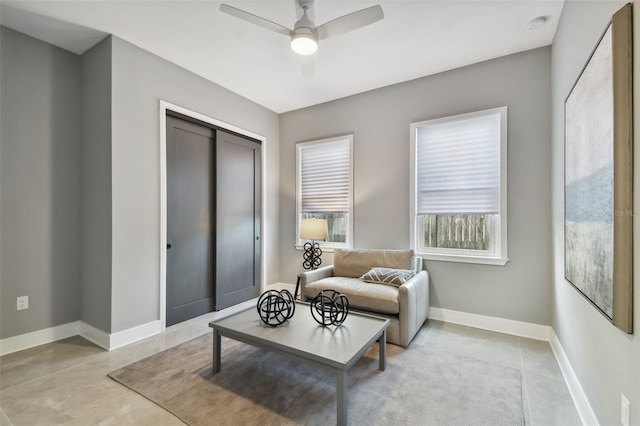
[{"x1": 564, "y1": 4, "x2": 633, "y2": 333}]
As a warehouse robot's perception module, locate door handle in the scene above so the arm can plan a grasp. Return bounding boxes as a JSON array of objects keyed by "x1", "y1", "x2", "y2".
[{"x1": 167, "y1": 244, "x2": 172, "y2": 249}]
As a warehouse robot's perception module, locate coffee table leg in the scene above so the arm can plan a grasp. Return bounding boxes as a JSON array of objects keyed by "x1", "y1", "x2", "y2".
[
  {"x1": 212, "y1": 328, "x2": 221, "y2": 373},
  {"x1": 336, "y1": 369, "x2": 347, "y2": 426},
  {"x1": 378, "y1": 329, "x2": 386, "y2": 371}
]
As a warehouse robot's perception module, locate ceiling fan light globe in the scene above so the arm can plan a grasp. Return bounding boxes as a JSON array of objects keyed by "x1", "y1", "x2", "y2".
[{"x1": 291, "y1": 33, "x2": 318, "y2": 55}]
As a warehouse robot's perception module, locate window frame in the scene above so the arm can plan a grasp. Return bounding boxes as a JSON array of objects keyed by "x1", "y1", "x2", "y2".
[
  {"x1": 295, "y1": 134, "x2": 354, "y2": 251},
  {"x1": 409, "y1": 107, "x2": 508, "y2": 266}
]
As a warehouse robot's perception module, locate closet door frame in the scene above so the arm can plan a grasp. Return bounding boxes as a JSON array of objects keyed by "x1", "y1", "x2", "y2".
[{"x1": 159, "y1": 100, "x2": 266, "y2": 332}]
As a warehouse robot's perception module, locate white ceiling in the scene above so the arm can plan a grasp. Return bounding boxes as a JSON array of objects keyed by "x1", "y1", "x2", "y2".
[{"x1": 1, "y1": 0, "x2": 564, "y2": 113}]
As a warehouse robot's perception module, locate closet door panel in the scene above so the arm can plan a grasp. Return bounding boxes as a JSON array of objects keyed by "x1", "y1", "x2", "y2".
[
  {"x1": 215, "y1": 130, "x2": 261, "y2": 310},
  {"x1": 166, "y1": 115, "x2": 215, "y2": 326}
]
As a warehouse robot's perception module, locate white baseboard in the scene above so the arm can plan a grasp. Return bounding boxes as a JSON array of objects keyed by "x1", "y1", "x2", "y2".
[
  {"x1": 109, "y1": 320, "x2": 161, "y2": 350},
  {"x1": 2, "y1": 319, "x2": 163, "y2": 355},
  {"x1": 79, "y1": 320, "x2": 161, "y2": 350},
  {"x1": 428, "y1": 307, "x2": 552, "y2": 341},
  {"x1": 78, "y1": 321, "x2": 111, "y2": 350},
  {"x1": 0, "y1": 321, "x2": 79, "y2": 356},
  {"x1": 550, "y1": 329, "x2": 599, "y2": 426}
]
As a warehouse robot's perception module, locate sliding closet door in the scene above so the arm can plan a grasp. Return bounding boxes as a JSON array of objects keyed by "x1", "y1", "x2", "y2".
[
  {"x1": 166, "y1": 116, "x2": 215, "y2": 326},
  {"x1": 215, "y1": 130, "x2": 261, "y2": 310}
]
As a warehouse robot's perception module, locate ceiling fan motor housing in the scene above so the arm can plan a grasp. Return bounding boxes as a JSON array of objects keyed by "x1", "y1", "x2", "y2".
[
  {"x1": 290, "y1": 6, "x2": 318, "y2": 55},
  {"x1": 293, "y1": 6, "x2": 318, "y2": 39}
]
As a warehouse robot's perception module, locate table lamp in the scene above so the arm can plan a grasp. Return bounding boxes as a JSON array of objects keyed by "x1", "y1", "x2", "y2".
[
  {"x1": 295, "y1": 218, "x2": 329, "y2": 300},
  {"x1": 300, "y1": 218, "x2": 329, "y2": 270}
]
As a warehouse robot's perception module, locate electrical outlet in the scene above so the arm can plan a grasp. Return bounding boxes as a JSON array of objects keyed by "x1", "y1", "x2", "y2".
[
  {"x1": 621, "y1": 394, "x2": 630, "y2": 426},
  {"x1": 17, "y1": 296, "x2": 29, "y2": 311}
]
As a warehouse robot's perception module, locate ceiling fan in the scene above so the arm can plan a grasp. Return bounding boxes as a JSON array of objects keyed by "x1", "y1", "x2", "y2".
[{"x1": 220, "y1": 0, "x2": 384, "y2": 56}]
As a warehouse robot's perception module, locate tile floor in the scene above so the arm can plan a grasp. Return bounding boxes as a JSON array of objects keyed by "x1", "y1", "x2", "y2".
[{"x1": 0, "y1": 300, "x2": 580, "y2": 425}]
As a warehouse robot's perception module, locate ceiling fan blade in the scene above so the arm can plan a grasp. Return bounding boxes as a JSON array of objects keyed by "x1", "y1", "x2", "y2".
[
  {"x1": 316, "y1": 5, "x2": 383, "y2": 40},
  {"x1": 220, "y1": 4, "x2": 292, "y2": 37}
]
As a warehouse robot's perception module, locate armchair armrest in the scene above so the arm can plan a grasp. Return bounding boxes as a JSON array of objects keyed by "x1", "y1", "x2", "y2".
[
  {"x1": 398, "y1": 270, "x2": 430, "y2": 347},
  {"x1": 298, "y1": 265, "x2": 334, "y2": 300}
]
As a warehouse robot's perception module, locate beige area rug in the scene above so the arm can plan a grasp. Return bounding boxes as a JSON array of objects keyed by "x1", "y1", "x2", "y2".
[{"x1": 109, "y1": 333, "x2": 524, "y2": 425}]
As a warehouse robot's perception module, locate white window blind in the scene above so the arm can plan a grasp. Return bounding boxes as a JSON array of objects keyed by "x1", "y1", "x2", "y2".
[
  {"x1": 300, "y1": 139, "x2": 350, "y2": 213},
  {"x1": 416, "y1": 112, "x2": 501, "y2": 215}
]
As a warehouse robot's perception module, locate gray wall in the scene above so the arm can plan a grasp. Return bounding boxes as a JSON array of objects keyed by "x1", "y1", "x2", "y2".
[
  {"x1": 0, "y1": 27, "x2": 82, "y2": 338},
  {"x1": 280, "y1": 47, "x2": 552, "y2": 325},
  {"x1": 109, "y1": 37, "x2": 280, "y2": 333},
  {"x1": 80, "y1": 37, "x2": 112, "y2": 332},
  {"x1": 0, "y1": 29, "x2": 280, "y2": 338},
  {"x1": 551, "y1": 1, "x2": 640, "y2": 424}
]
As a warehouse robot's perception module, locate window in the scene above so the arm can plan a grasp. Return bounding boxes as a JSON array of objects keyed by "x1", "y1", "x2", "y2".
[
  {"x1": 296, "y1": 135, "x2": 353, "y2": 249},
  {"x1": 410, "y1": 107, "x2": 508, "y2": 265}
]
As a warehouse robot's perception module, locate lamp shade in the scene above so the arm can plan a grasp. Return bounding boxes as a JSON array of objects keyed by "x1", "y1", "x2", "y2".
[{"x1": 300, "y1": 218, "x2": 328, "y2": 240}]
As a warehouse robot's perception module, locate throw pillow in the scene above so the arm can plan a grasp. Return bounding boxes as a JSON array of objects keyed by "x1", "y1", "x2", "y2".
[{"x1": 360, "y1": 267, "x2": 415, "y2": 287}]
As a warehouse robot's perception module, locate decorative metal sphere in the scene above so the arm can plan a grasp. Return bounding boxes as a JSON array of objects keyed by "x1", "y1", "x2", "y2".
[
  {"x1": 257, "y1": 289, "x2": 295, "y2": 326},
  {"x1": 310, "y1": 290, "x2": 349, "y2": 326}
]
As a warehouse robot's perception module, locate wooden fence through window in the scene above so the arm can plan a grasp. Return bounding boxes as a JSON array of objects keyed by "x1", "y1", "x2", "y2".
[{"x1": 423, "y1": 214, "x2": 490, "y2": 250}]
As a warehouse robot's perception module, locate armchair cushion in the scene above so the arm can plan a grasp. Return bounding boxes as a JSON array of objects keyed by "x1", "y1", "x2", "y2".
[
  {"x1": 333, "y1": 248, "x2": 416, "y2": 278},
  {"x1": 302, "y1": 277, "x2": 400, "y2": 314},
  {"x1": 360, "y1": 267, "x2": 415, "y2": 287}
]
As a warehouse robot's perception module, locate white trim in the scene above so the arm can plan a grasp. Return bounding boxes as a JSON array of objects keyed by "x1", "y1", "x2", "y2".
[
  {"x1": 294, "y1": 244, "x2": 337, "y2": 253},
  {"x1": 295, "y1": 134, "x2": 354, "y2": 249},
  {"x1": 421, "y1": 252, "x2": 508, "y2": 266},
  {"x1": 428, "y1": 307, "x2": 551, "y2": 341},
  {"x1": 159, "y1": 100, "x2": 267, "y2": 332},
  {"x1": 79, "y1": 320, "x2": 161, "y2": 351},
  {"x1": 549, "y1": 329, "x2": 599, "y2": 426},
  {"x1": 160, "y1": 107, "x2": 168, "y2": 333},
  {"x1": 410, "y1": 107, "x2": 508, "y2": 265},
  {"x1": 109, "y1": 320, "x2": 162, "y2": 350},
  {"x1": 2, "y1": 319, "x2": 165, "y2": 354},
  {"x1": 0, "y1": 321, "x2": 79, "y2": 356},
  {"x1": 78, "y1": 321, "x2": 111, "y2": 350}
]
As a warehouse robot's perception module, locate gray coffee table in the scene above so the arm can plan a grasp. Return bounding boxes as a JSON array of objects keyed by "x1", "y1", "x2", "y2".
[{"x1": 209, "y1": 303, "x2": 389, "y2": 425}]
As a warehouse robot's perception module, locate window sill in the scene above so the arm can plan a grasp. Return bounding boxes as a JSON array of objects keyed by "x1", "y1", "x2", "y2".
[
  {"x1": 418, "y1": 252, "x2": 509, "y2": 266},
  {"x1": 295, "y1": 244, "x2": 346, "y2": 253}
]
